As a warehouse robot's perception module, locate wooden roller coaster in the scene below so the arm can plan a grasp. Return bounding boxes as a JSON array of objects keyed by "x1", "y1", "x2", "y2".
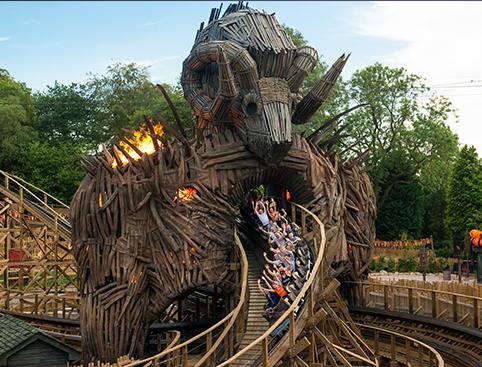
[
  {"x1": 1, "y1": 3, "x2": 481, "y2": 367},
  {"x1": 0, "y1": 170, "x2": 79, "y2": 319},
  {"x1": 1, "y1": 168, "x2": 479, "y2": 366}
]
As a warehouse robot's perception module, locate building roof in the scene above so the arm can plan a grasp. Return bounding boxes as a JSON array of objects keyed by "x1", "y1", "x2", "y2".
[
  {"x1": 0, "y1": 313, "x2": 80, "y2": 364},
  {"x1": 0, "y1": 314, "x2": 38, "y2": 356}
]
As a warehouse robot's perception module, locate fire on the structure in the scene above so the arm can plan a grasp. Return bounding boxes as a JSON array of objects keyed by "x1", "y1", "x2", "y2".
[
  {"x1": 112, "y1": 123, "x2": 164, "y2": 168},
  {"x1": 175, "y1": 187, "x2": 197, "y2": 202}
]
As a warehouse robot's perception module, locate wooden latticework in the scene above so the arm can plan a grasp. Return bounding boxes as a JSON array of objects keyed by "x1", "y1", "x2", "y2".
[
  {"x1": 0, "y1": 170, "x2": 79, "y2": 319},
  {"x1": 71, "y1": 4, "x2": 377, "y2": 364}
]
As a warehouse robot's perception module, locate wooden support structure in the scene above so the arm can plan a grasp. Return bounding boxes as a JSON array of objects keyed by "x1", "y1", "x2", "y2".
[
  {"x1": 69, "y1": 3, "x2": 377, "y2": 364},
  {"x1": 0, "y1": 170, "x2": 79, "y2": 320}
]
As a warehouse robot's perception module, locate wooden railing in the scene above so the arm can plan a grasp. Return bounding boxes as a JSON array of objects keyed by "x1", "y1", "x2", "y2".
[
  {"x1": 123, "y1": 228, "x2": 249, "y2": 367},
  {"x1": 358, "y1": 323, "x2": 444, "y2": 367},
  {"x1": 348, "y1": 281, "x2": 482, "y2": 329},
  {"x1": 0, "y1": 169, "x2": 70, "y2": 234},
  {"x1": 0, "y1": 170, "x2": 79, "y2": 319},
  {"x1": 219, "y1": 201, "x2": 376, "y2": 367},
  {"x1": 0, "y1": 170, "x2": 69, "y2": 210}
]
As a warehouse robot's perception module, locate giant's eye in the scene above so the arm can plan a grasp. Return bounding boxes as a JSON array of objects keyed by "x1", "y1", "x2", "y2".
[
  {"x1": 242, "y1": 93, "x2": 260, "y2": 117},
  {"x1": 246, "y1": 102, "x2": 258, "y2": 116}
]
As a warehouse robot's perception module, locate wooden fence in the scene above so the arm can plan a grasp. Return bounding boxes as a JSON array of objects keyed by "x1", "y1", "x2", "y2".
[{"x1": 349, "y1": 280, "x2": 482, "y2": 329}]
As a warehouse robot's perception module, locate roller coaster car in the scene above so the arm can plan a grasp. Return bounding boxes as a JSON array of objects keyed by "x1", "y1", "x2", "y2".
[
  {"x1": 8, "y1": 248, "x2": 29, "y2": 269},
  {"x1": 263, "y1": 298, "x2": 290, "y2": 324}
]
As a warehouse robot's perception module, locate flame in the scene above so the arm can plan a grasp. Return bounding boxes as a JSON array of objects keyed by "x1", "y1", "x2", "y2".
[
  {"x1": 112, "y1": 123, "x2": 164, "y2": 168},
  {"x1": 98, "y1": 193, "x2": 103, "y2": 208},
  {"x1": 175, "y1": 187, "x2": 197, "y2": 202}
]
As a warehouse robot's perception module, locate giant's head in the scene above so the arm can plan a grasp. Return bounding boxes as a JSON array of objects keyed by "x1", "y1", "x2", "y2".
[{"x1": 181, "y1": 6, "x2": 347, "y2": 162}]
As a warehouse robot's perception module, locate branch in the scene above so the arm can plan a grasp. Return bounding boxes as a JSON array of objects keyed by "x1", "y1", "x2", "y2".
[{"x1": 156, "y1": 84, "x2": 188, "y2": 139}]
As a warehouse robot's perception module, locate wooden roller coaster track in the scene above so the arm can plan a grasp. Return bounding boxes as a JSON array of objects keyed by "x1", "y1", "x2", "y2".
[
  {"x1": 346, "y1": 281, "x2": 482, "y2": 367},
  {"x1": 118, "y1": 201, "x2": 378, "y2": 367},
  {"x1": 0, "y1": 170, "x2": 79, "y2": 319},
  {"x1": 0, "y1": 171, "x2": 462, "y2": 367}
]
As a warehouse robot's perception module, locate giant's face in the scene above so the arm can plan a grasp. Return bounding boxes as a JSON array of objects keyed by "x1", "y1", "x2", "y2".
[
  {"x1": 239, "y1": 77, "x2": 294, "y2": 162},
  {"x1": 181, "y1": 41, "x2": 297, "y2": 163}
]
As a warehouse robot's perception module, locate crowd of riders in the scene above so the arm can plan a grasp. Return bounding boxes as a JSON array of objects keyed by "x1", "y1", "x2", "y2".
[{"x1": 250, "y1": 196, "x2": 312, "y2": 324}]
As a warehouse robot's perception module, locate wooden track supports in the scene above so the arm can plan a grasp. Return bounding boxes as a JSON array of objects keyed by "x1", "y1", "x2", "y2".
[
  {"x1": 70, "y1": 5, "x2": 377, "y2": 364},
  {"x1": 71, "y1": 111, "x2": 376, "y2": 363},
  {"x1": 0, "y1": 171, "x2": 79, "y2": 319}
]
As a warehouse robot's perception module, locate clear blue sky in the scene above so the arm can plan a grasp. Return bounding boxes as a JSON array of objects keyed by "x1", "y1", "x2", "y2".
[{"x1": 0, "y1": 1, "x2": 399, "y2": 90}]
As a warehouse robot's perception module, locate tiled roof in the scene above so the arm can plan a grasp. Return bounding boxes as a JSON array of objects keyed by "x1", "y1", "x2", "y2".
[{"x1": 0, "y1": 314, "x2": 39, "y2": 356}]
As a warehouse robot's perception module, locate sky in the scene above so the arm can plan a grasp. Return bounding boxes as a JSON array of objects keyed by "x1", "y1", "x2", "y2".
[{"x1": 0, "y1": 1, "x2": 481, "y2": 154}]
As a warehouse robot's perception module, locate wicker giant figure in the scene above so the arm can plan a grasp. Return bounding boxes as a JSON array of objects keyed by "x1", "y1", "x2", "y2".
[{"x1": 71, "y1": 5, "x2": 376, "y2": 363}]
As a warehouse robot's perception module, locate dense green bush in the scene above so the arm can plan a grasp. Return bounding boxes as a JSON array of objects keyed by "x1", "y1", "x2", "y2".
[
  {"x1": 369, "y1": 256, "x2": 386, "y2": 272},
  {"x1": 387, "y1": 257, "x2": 396, "y2": 272},
  {"x1": 435, "y1": 244, "x2": 453, "y2": 258}
]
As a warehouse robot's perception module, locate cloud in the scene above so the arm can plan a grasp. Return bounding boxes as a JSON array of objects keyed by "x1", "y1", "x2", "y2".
[
  {"x1": 0, "y1": 36, "x2": 11, "y2": 42},
  {"x1": 349, "y1": 1, "x2": 482, "y2": 154}
]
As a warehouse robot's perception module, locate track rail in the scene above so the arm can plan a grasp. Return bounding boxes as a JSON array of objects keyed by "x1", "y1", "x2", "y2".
[
  {"x1": 347, "y1": 280, "x2": 482, "y2": 367},
  {"x1": 122, "y1": 229, "x2": 249, "y2": 367},
  {"x1": 219, "y1": 201, "x2": 377, "y2": 367},
  {"x1": 0, "y1": 170, "x2": 71, "y2": 236},
  {"x1": 351, "y1": 309, "x2": 481, "y2": 367},
  {"x1": 357, "y1": 323, "x2": 444, "y2": 367}
]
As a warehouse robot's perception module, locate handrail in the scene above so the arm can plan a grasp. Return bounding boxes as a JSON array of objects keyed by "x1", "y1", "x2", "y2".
[
  {"x1": 123, "y1": 228, "x2": 249, "y2": 367},
  {"x1": 346, "y1": 280, "x2": 482, "y2": 301},
  {"x1": 357, "y1": 323, "x2": 444, "y2": 366},
  {"x1": 0, "y1": 170, "x2": 70, "y2": 228},
  {"x1": 218, "y1": 201, "x2": 328, "y2": 366},
  {"x1": 164, "y1": 330, "x2": 182, "y2": 353},
  {"x1": 0, "y1": 170, "x2": 69, "y2": 209}
]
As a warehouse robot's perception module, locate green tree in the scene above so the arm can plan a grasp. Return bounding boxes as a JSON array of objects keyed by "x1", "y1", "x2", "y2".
[
  {"x1": 12, "y1": 141, "x2": 85, "y2": 204},
  {"x1": 0, "y1": 69, "x2": 37, "y2": 171},
  {"x1": 85, "y1": 63, "x2": 195, "y2": 146},
  {"x1": 33, "y1": 82, "x2": 99, "y2": 150},
  {"x1": 345, "y1": 64, "x2": 458, "y2": 196},
  {"x1": 342, "y1": 64, "x2": 458, "y2": 240},
  {"x1": 445, "y1": 145, "x2": 482, "y2": 241}
]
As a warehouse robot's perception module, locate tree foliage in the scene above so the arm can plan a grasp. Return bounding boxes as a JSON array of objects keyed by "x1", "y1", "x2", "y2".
[
  {"x1": 0, "y1": 69, "x2": 37, "y2": 171},
  {"x1": 445, "y1": 145, "x2": 482, "y2": 241},
  {"x1": 340, "y1": 64, "x2": 459, "y2": 240},
  {"x1": 34, "y1": 82, "x2": 98, "y2": 150},
  {"x1": 344, "y1": 64, "x2": 458, "y2": 197},
  {"x1": 13, "y1": 142, "x2": 85, "y2": 204}
]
